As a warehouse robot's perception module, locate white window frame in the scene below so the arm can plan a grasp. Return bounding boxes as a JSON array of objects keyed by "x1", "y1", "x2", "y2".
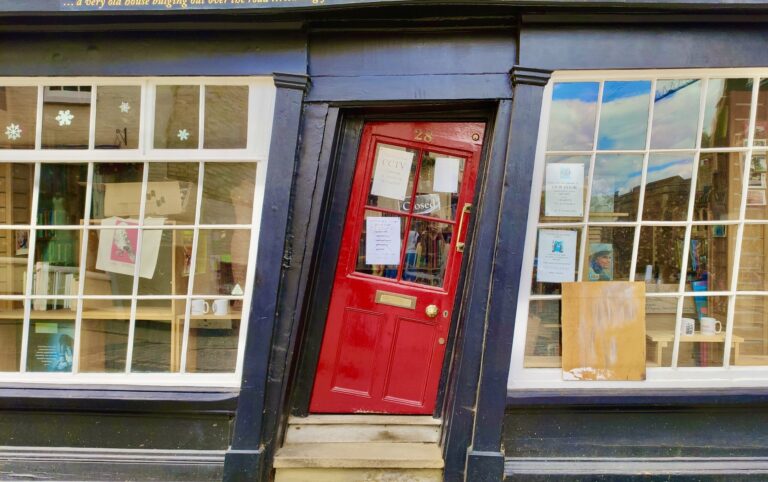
[
  {"x1": 0, "y1": 77, "x2": 276, "y2": 388},
  {"x1": 510, "y1": 68, "x2": 768, "y2": 391}
]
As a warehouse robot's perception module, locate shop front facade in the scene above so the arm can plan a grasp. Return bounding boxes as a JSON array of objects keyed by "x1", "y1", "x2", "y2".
[{"x1": 2, "y1": 2, "x2": 768, "y2": 482}]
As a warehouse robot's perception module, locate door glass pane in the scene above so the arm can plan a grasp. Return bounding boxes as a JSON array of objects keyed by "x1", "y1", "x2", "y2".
[
  {"x1": 154, "y1": 85, "x2": 200, "y2": 149},
  {"x1": 403, "y1": 218, "x2": 453, "y2": 288},
  {"x1": 732, "y1": 295, "x2": 768, "y2": 366},
  {"x1": 33, "y1": 229, "x2": 80, "y2": 300},
  {"x1": 644, "y1": 295, "x2": 678, "y2": 367},
  {"x1": 0, "y1": 87, "x2": 37, "y2": 150},
  {"x1": 186, "y1": 306, "x2": 241, "y2": 373},
  {"x1": 132, "y1": 299, "x2": 185, "y2": 373},
  {"x1": 636, "y1": 226, "x2": 686, "y2": 285},
  {"x1": 200, "y1": 162, "x2": 256, "y2": 225},
  {"x1": 42, "y1": 85, "x2": 91, "y2": 149},
  {"x1": 547, "y1": 82, "x2": 599, "y2": 151},
  {"x1": 355, "y1": 210, "x2": 405, "y2": 280},
  {"x1": 90, "y1": 163, "x2": 144, "y2": 222},
  {"x1": 746, "y1": 153, "x2": 768, "y2": 220},
  {"x1": 642, "y1": 153, "x2": 694, "y2": 221},
  {"x1": 367, "y1": 143, "x2": 418, "y2": 210},
  {"x1": 95, "y1": 86, "x2": 140, "y2": 149},
  {"x1": 524, "y1": 299, "x2": 561, "y2": 368},
  {"x1": 204, "y1": 86, "x2": 248, "y2": 149},
  {"x1": 0, "y1": 304, "x2": 23, "y2": 371},
  {"x1": 539, "y1": 155, "x2": 590, "y2": 223},
  {"x1": 413, "y1": 151, "x2": 465, "y2": 221},
  {"x1": 650, "y1": 79, "x2": 702, "y2": 149},
  {"x1": 597, "y1": 80, "x2": 651, "y2": 150},
  {"x1": 686, "y1": 225, "x2": 736, "y2": 293},
  {"x1": 192, "y1": 229, "x2": 251, "y2": 296},
  {"x1": 589, "y1": 154, "x2": 643, "y2": 222},
  {"x1": 531, "y1": 227, "x2": 581, "y2": 295},
  {"x1": 146, "y1": 162, "x2": 199, "y2": 224},
  {"x1": 584, "y1": 226, "x2": 634, "y2": 282},
  {"x1": 0, "y1": 229, "x2": 29, "y2": 295},
  {"x1": 701, "y1": 78, "x2": 753, "y2": 148},
  {"x1": 738, "y1": 224, "x2": 768, "y2": 291},
  {"x1": 26, "y1": 312, "x2": 75, "y2": 372},
  {"x1": 38, "y1": 164, "x2": 86, "y2": 226},
  {"x1": 694, "y1": 152, "x2": 746, "y2": 221},
  {"x1": 678, "y1": 295, "x2": 729, "y2": 367}
]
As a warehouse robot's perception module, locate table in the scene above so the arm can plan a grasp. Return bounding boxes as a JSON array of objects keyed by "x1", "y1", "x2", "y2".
[{"x1": 646, "y1": 330, "x2": 745, "y2": 366}]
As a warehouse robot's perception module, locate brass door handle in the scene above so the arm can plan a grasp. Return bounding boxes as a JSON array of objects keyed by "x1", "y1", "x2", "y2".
[
  {"x1": 425, "y1": 304, "x2": 439, "y2": 318},
  {"x1": 456, "y1": 203, "x2": 472, "y2": 253}
]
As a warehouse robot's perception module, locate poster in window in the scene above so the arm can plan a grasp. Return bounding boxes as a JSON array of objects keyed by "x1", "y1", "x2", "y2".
[
  {"x1": 587, "y1": 243, "x2": 613, "y2": 281},
  {"x1": 545, "y1": 163, "x2": 584, "y2": 217},
  {"x1": 95, "y1": 217, "x2": 165, "y2": 278},
  {"x1": 370, "y1": 146, "x2": 415, "y2": 201},
  {"x1": 536, "y1": 229, "x2": 577, "y2": 283}
]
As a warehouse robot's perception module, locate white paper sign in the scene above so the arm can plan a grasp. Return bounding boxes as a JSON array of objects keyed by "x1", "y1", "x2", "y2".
[
  {"x1": 96, "y1": 217, "x2": 165, "y2": 278},
  {"x1": 536, "y1": 229, "x2": 577, "y2": 283},
  {"x1": 545, "y1": 163, "x2": 584, "y2": 217},
  {"x1": 365, "y1": 217, "x2": 401, "y2": 265},
  {"x1": 432, "y1": 157, "x2": 460, "y2": 193},
  {"x1": 370, "y1": 147, "x2": 415, "y2": 201}
]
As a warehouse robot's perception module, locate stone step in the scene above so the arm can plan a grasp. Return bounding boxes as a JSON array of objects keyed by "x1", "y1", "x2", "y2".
[
  {"x1": 288, "y1": 415, "x2": 441, "y2": 426},
  {"x1": 273, "y1": 442, "x2": 444, "y2": 469},
  {"x1": 285, "y1": 421, "x2": 440, "y2": 443},
  {"x1": 274, "y1": 468, "x2": 443, "y2": 482}
]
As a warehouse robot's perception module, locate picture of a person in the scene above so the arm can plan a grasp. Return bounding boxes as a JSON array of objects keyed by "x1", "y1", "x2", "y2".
[{"x1": 588, "y1": 244, "x2": 613, "y2": 281}]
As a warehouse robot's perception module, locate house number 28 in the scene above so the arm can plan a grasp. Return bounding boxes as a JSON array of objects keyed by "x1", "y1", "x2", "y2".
[{"x1": 414, "y1": 129, "x2": 433, "y2": 142}]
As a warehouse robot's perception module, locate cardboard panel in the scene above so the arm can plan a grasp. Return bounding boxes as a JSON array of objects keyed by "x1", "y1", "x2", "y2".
[{"x1": 561, "y1": 281, "x2": 646, "y2": 381}]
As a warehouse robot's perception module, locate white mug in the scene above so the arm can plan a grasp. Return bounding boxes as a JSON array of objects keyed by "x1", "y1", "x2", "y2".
[
  {"x1": 191, "y1": 299, "x2": 209, "y2": 315},
  {"x1": 680, "y1": 317, "x2": 695, "y2": 336},
  {"x1": 212, "y1": 299, "x2": 229, "y2": 316},
  {"x1": 700, "y1": 316, "x2": 722, "y2": 335}
]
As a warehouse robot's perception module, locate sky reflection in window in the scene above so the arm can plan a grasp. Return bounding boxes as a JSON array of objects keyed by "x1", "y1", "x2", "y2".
[{"x1": 597, "y1": 81, "x2": 651, "y2": 150}]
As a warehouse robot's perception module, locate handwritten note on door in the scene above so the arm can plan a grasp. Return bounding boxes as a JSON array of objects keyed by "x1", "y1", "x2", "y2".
[
  {"x1": 371, "y1": 146, "x2": 415, "y2": 201},
  {"x1": 366, "y1": 217, "x2": 401, "y2": 265}
]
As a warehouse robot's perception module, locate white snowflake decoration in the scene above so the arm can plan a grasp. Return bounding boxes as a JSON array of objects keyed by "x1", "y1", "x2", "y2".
[
  {"x1": 55, "y1": 110, "x2": 74, "y2": 127},
  {"x1": 177, "y1": 129, "x2": 190, "y2": 142},
  {"x1": 5, "y1": 123, "x2": 21, "y2": 141},
  {"x1": 119, "y1": 101, "x2": 131, "y2": 113}
]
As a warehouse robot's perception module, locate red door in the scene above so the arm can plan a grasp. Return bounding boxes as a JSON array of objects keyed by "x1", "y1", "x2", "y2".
[{"x1": 310, "y1": 121, "x2": 485, "y2": 414}]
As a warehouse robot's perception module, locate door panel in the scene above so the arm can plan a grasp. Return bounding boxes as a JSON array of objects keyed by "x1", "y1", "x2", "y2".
[{"x1": 310, "y1": 121, "x2": 485, "y2": 414}]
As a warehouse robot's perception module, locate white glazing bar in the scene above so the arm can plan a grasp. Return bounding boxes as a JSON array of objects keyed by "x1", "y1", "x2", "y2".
[
  {"x1": 34, "y1": 86, "x2": 43, "y2": 150},
  {"x1": 88, "y1": 86, "x2": 97, "y2": 150},
  {"x1": 672, "y1": 77, "x2": 710, "y2": 369},
  {"x1": 125, "y1": 161, "x2": 151, "y2": 373},
  {"x1": 198, "y1": 85, "x2": 205, "y2": 150},
  {"x1": 72, "y1": 162, "x2": 94, "y2": 374},
  {"x1": 180, "y1": 162, "x2": 206, "y2": 373},
  {"x1": 18, "y1": 162, "x2": 41, "y2": 372},
  {"x1": 630, "y1": 79, "x2": 657, "y2": 279},
  {"x1": 577, "y1": 81, "x2": 605, "y2": 281}
]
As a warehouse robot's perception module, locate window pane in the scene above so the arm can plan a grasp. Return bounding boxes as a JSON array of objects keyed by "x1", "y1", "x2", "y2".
[
  {"x1": 192, "y1": 229, "x2": 251, "y2": 296},
  {"x1": 0, "y1": 301, "x2": 23, "y2": 371},
  {"x1": 79, "y1": 300, "x2": 129, "y2": 373},
  {"x1": 83, "y1": 226, "x2": 143, "y2": 297},
  {"x1": 403, "y1": 218, "x2": 452, "y2": 288},
  {"x1": 0, "y1": 229, "x2": 29, "y2": 295},
  {"x1": 531, "y1": 227, "x2": 581, "y2": 295},
  {"x1": 701, "y1": 78, "x2": 753, "y2": 148},
  {"x1": 546, "y1": 82, "x2": 599, "y2": 151},
  {"x1": 200, "y1": 163, "x2": 256, "y2": 225},
  {"x1": 642, "y1": 153, "x2": 694, "y2": 221},
  {"x1": 355, "y1": 210, "x2": 405, "y2": 280},
  {"x1": 539, "y1": 155, "x2": 590, "y2": 223},
  {"x1": 367, "y1": 143, "x2": 418, "y2": 210},
  {"x1": 650, "y1": 79, "x2": 702, "y2": 149},
  {"x1": 26, "y1": 312, "x2": 75, "y2": 372},
  {"x1": 0, "y1": 87, "x2": 37, "y2": 149},
  {"x1": 645, "y1": 295, "x2": 678, "y2": 367},
  {"x1": 38, "y1": 164, "x2": 86, "y2": 225},
  {"x1": 597, "y1": 80, "x2": 651, "y2": 150},
  {"x1": 754, "y1": 79, "x2": 768, "y2": 144},
  {"x1": 413, "y1": 151, "x2": 465, "y2": 221},
  {"x1": 678, "y1": 295, "x2": 728, "y2": 367},
  {"x1": 95, "y1": 86, "x2": 140, "y2": 149},
  {"x1": 524, "y1": 299, "x2": 561, "y2": 368},
  {"x1": 33, "y1": 229, "x2": 80, "y2": 300},
  {"x1": 589, "y1": 154, "x2": 643, "y2": 222},
  {"x1": 584, "y1": 226, "x2": 633, "y2": 282},
  {"x1": 42, "y1": 86, "x2": 91, "y2": 149},
  {"x1": 132, "y1": 299, "x2": 185, "y2": 373},
  {"x1": 686, "y1": 225, "x2": 736, "y2": 293},
  {"x1": 91, "y1": 163, "x2": 144, "y2": 222},
  {"x1": 146, "y1": 162, "x2": 199, "y2": 224},
  {"x1": 694, "y1": 152, "x2": 746, "y2": 221},
  {"x1": 204, "y1": 86, "x2": 248, "y2": 149},
  {"x1": 636, "y1": 226, "x2": 686, "y2": 285},
  {"x1": 138, "y1": 229, "x2": 191, "y2": 296},
  {"x1": 733, "y1": 295, "x2": 768, "y2": 366},
  {"x1": 746, "y1": 153, "x2": 768, "y2": 219},
  {"x1": 154, "y1": 85, "x2": 199, "y2": 149},
  {"x1": 186, "y1": 305, "x2": 241, "y2": 373},
  {"x1": 738, "y1": 224, "x2": 768, "y2": 291}
]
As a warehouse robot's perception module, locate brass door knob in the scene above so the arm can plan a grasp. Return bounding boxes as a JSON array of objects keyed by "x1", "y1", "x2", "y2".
[{"x1": 425, "y1": 304, "x2": 439, "y2": 318}]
